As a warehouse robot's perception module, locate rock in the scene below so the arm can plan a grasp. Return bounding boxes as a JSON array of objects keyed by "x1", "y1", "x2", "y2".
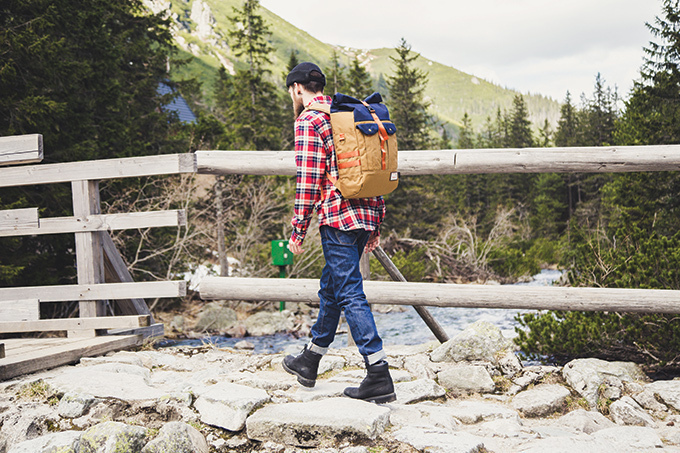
[
  {"x1": 193, "y1": 302, "x2": 238, "y2": 332},
  {"x1": 317, "y1": 354, "x2": 346, "y2": 375},
  {"x1": 46, "y1": 365, "x2": 166, "y2": 401},
  {"x1": 643, "y1": 379, "x2": 680, "y2": 412},
  {"x1": 632, "y1": 388, "x2": 668, "y2": 413},
  {"x1": 445, "y1": 400, "x2": 520, "y2": 425},
  {"x1": 141, "y1": 421, "x2": 209, "y2": 453},
  {"x1": 516, "y1": 436, "x2": 618, "y2": 453},
  {"x1": 244, "y1": 311, "x2": 294, "y2": 336},
  {"x1": 290, "y1": 381, "x2": 348, "y2": 402},
  {"x1": 234, "y1": 340, "x2": 255, "y2": 350},
  {"x1": 511, "y1": 384, "x2": 571, "y2": 417},
  {"x1": 391, "y1": 426, "x2": 486, "y2": 453},
  {"x1": 590, "y1": 426, "x2": 664, "y2": 450},
  {"x1": 7, "y1": 430, "x2": 81, "y2": 453},
  {"x1": 556, "y1": 409, "x2": 615, "y2": 434},
  {"x1": 430, "y1": 320, "x2": 515, "y2": 365},
  {"x1": 58, "y1": 392, "x2": 99, "y2": 419},
  {"x1": 437, "y1": 364, "x2": 495, "y2": 394},
  {"x1": 562, "y1": 358, "x2": 646, "y2": 408},
  {"x1": 394, "y1": 378, "x2": 446, "y2": 404},
  {"x1": 403, "y1": 354, "x2": 437, "y2": 380},
  {"x1": 245, "y1": 398, "x2": 390, "y2": 447},
  {"x1": 193, "y1": 382, "x2": 269, "y2": 431},
  {"x1": 78, "y1": 421, "x2": 147, "y2": 453},
  {"x1": 497, "y1": 351, "x2": 523, "y2": 377},
  {"x1": 389, "y1": 402, "x2": 462, "y2": 431},
  {"x1": 0, "y1": 403, "x2": 58, "y2": 449},
  {"x1": 609, "y1": 396, "x2": 657, "y2": 427}
]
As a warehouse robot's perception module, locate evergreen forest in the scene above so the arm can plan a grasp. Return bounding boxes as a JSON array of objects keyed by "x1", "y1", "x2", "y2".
[{"x1": 1, "y1": 0, "x2": 680, "y2": 371}]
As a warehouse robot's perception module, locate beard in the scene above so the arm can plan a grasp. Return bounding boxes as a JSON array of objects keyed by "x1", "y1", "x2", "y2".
[{"x1": 293, "y1": 96, "x2": 305, "y2": 118}]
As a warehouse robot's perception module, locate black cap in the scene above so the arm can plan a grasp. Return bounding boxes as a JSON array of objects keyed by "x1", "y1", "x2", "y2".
[{"x1": 286, "y1": 62, "x2": 326, "y2": 88}]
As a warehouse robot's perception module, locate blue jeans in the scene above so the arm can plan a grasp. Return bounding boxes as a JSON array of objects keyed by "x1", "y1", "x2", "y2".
[{"x1": 309, "y1": 226, "x2": 385, "y2": 364}]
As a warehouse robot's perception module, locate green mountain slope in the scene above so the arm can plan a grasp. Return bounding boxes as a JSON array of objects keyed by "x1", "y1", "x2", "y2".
[{"x1": 150, "y1": 0, "x2": 560, "y2": 134}]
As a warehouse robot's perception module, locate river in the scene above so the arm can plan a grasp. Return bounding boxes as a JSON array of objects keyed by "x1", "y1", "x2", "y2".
[{"x1": 159, "y1": 269, "x2": 564, "y2": 354}]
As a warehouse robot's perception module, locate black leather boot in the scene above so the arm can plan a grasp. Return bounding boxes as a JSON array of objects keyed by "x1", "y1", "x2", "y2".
[
  {"x1": 343, "y1": 360, "x2": 396, "y2": 403},
  {"x1": 282, "y1": 345, "x2": 322, "y2": 388}
]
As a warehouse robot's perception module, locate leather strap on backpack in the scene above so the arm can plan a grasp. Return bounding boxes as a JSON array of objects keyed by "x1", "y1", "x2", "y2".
[{"x1": 360, "y1": 100, "x2": 389, "y2": 170}]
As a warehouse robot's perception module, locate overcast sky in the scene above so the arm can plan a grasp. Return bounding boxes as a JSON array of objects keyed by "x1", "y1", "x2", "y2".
[{"x1": 260, "y1": 0, "x2": 662, "y2": 102}]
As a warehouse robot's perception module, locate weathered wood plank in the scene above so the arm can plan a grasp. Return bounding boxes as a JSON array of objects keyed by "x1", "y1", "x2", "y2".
[
  {"x1": 0, "y1": 134, "x2": 43, "y2": 166},
  {"x1": 0, "y1": 210, "x2": 187, "y2": 237},
  {"x1": 102, "y1": 234, "x2": 152, "y2": 319},
  {"x1": 0, "y1": 335, "x2": 142, "y2": 381},
  {"x1": 0, "y1": 153, "x2": 196, "y2": 188},
  {"x1": 195, "y1": 145, "x2": 680, "y2": 176},
  {"x1": 107, "y1": 322, "x2": 164, "y2": 339},
  {"x1": 0, "y1": 281, "x2": 186, "y2": 302},
  {"x1": 199, "y1": 277, "x2": 680, "y2": 314},
  {"x1": 0, "y1": 315, "x2": 149, "y2": 333},
  {"x1": 372, "y1": 246, "x2": 449, "y2": 343},
  {"x1": 0, "y1": 344, "x2": 4, "y2": 359},
  {"x1": 0, "y1": 299, "x2": 39, "y2": 322},
  {"x1": 72, "y1": 180, "x2": 105, "y2": 318},
  {"x1": 0, "y1": 208, "x2": 39, "y2": 231}
]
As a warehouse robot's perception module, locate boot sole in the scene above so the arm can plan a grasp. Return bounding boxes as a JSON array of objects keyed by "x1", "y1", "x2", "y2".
[
  {"x1": 282, "y1": 360, "x2": 316, "y2": 388},
  {"x1": 344, "y1": 390, "x2": 397, "y2": 404}
]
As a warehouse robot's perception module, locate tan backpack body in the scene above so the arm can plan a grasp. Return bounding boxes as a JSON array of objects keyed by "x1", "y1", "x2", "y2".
[{"x1": 305, "y1": 93, "x2": 399, "y2": 199}]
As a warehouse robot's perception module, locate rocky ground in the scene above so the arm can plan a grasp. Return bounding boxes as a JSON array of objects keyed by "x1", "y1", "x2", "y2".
[{"x1": 1, "y1": 320, "x2": 680, "y2": 453}]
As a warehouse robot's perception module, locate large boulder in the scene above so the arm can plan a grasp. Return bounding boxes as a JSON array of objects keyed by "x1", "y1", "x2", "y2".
[
  {"x1": 7, "y1": 431, "x2": 81, "y2": 453},
  {"x1": 141, "y1": 421, "x2": 209, "y2": 453},
  {"x1": 562, "y1": 358, "x2": 647, "y2": 408},
  {"x1": 193, "y1": 302, "x2": 238, "y2": 332},
  {"x1": 437, "y1": 364, "x2": 495, "y2": 394},
  {"x1": 245, "y1": 398, "x2": 390, "y2": 447},
  {"x1": 511, "y1": 384, "x2": 571, "y2": 417},
  {"x1": 430, "y1": 320, "x2": 515, "y2": 365},
  {"x1": 609, "y1": 396, "x2": 656, "y2": 427},
  {"x1": 193, "y1": 382, "x2": 269, "y2": 431},
  {"x1": 642, "y1": 379, "x2": 680, "y2": 412},
  {"x1": 244, "y1": 311, "x2": 294, "y2": 336},
  {"x1": 78, "y1": 421, "x2": 147, "y2": 453}
]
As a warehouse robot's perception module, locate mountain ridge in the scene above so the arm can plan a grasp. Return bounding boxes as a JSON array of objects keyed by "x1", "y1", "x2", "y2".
[{"x1": 144, "y1": 0, "x2": 561, "y2": 132}]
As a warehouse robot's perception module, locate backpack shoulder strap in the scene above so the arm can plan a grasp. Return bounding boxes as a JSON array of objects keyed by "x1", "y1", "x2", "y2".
[{"x1": 304, "y1": 102, "x2": 331, "y2": 115}]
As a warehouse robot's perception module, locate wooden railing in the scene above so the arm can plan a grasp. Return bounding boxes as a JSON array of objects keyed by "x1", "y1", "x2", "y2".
[
  {"x1": 0, "y1": 134, "x2": 195, "y2": 338},
  {"x1": 196, "y1": 145, "x2": 680, "y2": 316}
]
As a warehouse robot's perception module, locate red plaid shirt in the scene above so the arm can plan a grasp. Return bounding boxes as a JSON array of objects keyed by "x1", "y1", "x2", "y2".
[{"x1": 291, "y1": 95, "x2": 385, "y2": 246}]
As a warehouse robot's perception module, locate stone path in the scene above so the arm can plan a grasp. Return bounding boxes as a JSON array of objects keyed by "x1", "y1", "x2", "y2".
[{"x1": 1, "y1": 321, "x2": 680, "y2": 452}]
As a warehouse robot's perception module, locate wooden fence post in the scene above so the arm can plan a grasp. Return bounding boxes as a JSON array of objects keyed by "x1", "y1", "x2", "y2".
[{"x1": 71, "y1": 180, "x2": 106, "y2": 330}]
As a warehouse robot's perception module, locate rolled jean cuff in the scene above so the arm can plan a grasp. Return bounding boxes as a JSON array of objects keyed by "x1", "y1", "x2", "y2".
[
  {"x1": 366, "y1": 349, "x2": 386, "y2": 365},
  {"x1": 308, "y1": 342, "x2": 328, "y2": 356}
]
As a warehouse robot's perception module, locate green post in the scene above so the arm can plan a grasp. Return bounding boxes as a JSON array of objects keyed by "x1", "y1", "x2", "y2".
[{"x1": 271, "y1": 240, "x2": 294, "y2": 312}]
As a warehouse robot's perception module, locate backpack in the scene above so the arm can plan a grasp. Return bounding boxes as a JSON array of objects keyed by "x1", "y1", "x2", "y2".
[{"x1": 306, "y1": 92, "x2": 399, "y2": 199}]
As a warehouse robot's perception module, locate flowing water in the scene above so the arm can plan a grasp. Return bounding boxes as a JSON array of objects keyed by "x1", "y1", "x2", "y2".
[{"x1": 159, "y1": 269, "x2": 564, "y2": 354}]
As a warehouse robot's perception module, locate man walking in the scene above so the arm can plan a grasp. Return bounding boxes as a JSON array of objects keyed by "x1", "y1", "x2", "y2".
[{"x1": 282, "y1": 62, "x2": 395, "y2": 404}]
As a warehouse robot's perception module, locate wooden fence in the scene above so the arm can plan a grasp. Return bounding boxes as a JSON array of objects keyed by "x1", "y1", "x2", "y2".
[
  {"x1": 196, "y1": 144, "x2": 680, "y2": 315},
  {"x1": 2, "y1": 135, "x2": 680, "y2": 377},
  {"x1": 0, "y1": 134, "x2": 194, "y2": 345}
]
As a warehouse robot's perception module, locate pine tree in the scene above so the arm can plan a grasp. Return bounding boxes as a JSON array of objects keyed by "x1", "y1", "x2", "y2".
[
  {"x1": 537, "y1": 119, "x2": 553, "y2": 148},
  {"x1": 555, "y1": 92, "x2": 580, "y2": 147},
  {"x1": 387, "y1": 38, "x2": 432, "y2": 150},
  {"x1": 617, "y1": 0, "x2": 680, "y2": 145},
  {"x1": 507, "y1": 95, "x2": 534, "y2": 148},
  {"x1": 457, "y1": 113, "x2": 476, "y2": 149},
  {"x1": 325, "y1": 50, "x2": 347, "y2": 95},
  {"x1": 581, "y1": 73, "x2": 618, "y2": 146},
  {"x1": 346, "y1": 57, "x2": 373, "y2": 99},
  {"x1": 223, "y1": 0, "x2": 283, "y2": 150}
]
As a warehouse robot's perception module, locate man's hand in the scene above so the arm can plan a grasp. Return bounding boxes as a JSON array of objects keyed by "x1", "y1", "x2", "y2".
[
  {"x1": 365, "y1": 232, "x2": 380, "y2": 254},
  {"x1": 289, "y1": 240, "x2": 304, "y2": 255}
]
